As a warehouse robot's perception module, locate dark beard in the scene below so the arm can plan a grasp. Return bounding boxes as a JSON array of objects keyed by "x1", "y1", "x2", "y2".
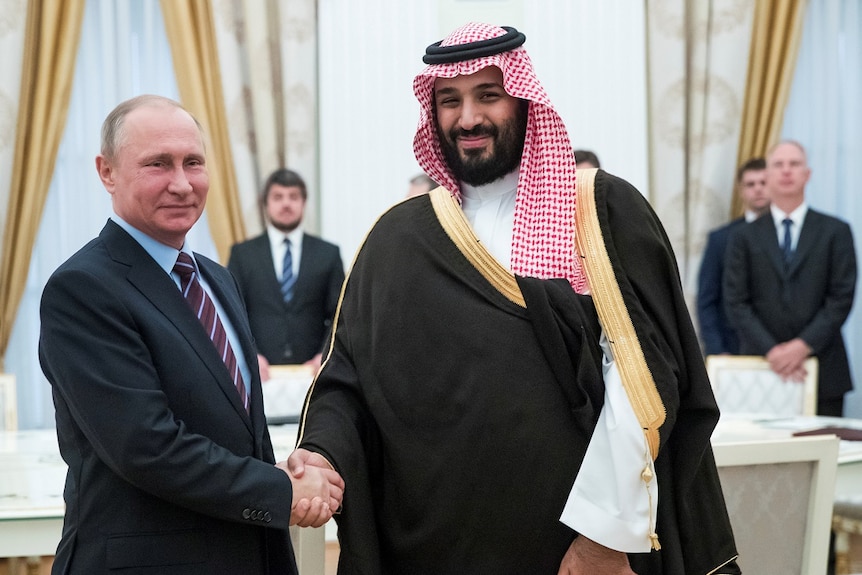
[
  {"x1": 269, "y1": 216, "x2": 302, "y2": 233},
  {"x1": 271, "y1": 221, "x2": 300, "y2": 233},
  {"x1": 438, "y1": 100, "x2": 528, "y2": 186}
]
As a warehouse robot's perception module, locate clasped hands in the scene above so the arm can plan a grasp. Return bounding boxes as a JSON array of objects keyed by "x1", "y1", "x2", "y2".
[
  {"x1": 277, "y1": 448, "x2": 344, "y2": 527},
  {"x1": 766, "y1": 338, "x2": 812, "y2": 382}
]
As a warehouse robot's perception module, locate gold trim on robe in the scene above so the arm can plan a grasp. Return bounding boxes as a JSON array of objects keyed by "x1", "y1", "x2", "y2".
[
  {"x1": 430, "y1": 187, "x2": 526, "y2": 307},
  {"x1": 574, "y1": 168, "x2": 666, "y2": 459}
]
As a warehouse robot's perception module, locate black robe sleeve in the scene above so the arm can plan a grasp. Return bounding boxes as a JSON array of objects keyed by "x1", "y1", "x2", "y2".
[{"x1": 592, "y1": 171, "x2": 740, "y2": 574}]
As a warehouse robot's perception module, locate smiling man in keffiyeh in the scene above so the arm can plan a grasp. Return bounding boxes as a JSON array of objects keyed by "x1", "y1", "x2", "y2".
[{"x1": 293, "y1": 22, "x2": 739, "y2": 574}]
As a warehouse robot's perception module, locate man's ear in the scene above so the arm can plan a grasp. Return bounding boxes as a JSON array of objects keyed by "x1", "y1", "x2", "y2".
[{"x1": 95, "y1": 155, "x2": 115, "y2": 193}]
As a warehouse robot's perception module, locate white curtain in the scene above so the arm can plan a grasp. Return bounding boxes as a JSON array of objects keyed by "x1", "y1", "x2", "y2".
[
  {"x1": 0, "y1": 1, "x2": 28, "y2": 301},
  {"x1": 7, "y1": 0, "x2": 216, "y2": 429},
  {"x1": 646, "y1": 0, "x2": 757, "y2": 301},
  {"x1": 781, "y1": 0, "x2": 862, "y2": 417},
  {"x1": 211, "y1": 0, "x2": 319, "y2": 236}
]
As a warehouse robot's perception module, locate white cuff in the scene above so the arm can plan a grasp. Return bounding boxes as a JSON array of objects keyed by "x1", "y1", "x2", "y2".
[
  {"x1": 559, "y1": 332, "x2": 657, "y2": 553},
  {"x1": 560, "y1": 482, "x2": 653, "y2": 552}
]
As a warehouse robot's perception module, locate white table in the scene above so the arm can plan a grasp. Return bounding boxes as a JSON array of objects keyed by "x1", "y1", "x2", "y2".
[
  {"x1": 0, "y1": 425, "x2": 328, "y2": 570},
  {"x1": 5, "y1": 417, "x2": 862, "y2": 560},
  {"x1": 0, "y1": 430, "x2": 66, "y2": 557},
  {"x1": 711, "y1": 415, "x2": 862, "y2": 498}
]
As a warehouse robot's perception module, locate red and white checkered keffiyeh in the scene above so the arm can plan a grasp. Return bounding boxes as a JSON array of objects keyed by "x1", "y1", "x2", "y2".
[{"x1": 413, "y1": 22, "x2": 587, "y2": 293}]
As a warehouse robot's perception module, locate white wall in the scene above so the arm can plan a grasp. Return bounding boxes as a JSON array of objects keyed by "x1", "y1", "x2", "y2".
[{"x1": 317, "y1": 0, "x2": 648, "y2": 263}]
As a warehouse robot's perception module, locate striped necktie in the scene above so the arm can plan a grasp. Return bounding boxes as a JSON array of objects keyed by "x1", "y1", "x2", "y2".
[
  {"x1": 174, "y1": 252, "x2": 249, "y2": 412},
  {"x1": 280, "y1": 238, "x2": 297, "y2": 302}
]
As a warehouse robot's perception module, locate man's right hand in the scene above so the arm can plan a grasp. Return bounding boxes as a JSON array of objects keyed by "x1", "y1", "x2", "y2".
[{"x1": 277, "y1": 450, "x2": 344, "y2": 527}]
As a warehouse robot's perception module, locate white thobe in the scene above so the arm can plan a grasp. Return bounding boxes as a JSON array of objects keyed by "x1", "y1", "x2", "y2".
[{"x1": 460, "y1": 171, "x2": 657, "y2": 552}]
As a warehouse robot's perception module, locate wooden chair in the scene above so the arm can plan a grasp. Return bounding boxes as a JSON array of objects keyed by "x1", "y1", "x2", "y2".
[
  {"x1": 833, "y1": 496, "x2": 862, "y2": 575},
  {"x1": 706, "y1": 355, "x2": 818, "y2": 417},
  {"x1": 713, "y1": 435, "x2": 839, "y2": 574}
]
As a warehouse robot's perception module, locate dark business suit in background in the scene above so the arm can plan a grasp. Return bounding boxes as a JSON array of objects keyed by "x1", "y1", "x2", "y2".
[
  {"x1": 40, "y1": 221, "x2": 297, "y2": 575},
  {"x1": 697, "y1": 217, "x2": 746, "y2": 355},
  {"x1": 228, "y1": 232, "x2": 344, "y2": 365},
  {"x1": 724, "y1": 210, "x2": 857, "y2": 411}
]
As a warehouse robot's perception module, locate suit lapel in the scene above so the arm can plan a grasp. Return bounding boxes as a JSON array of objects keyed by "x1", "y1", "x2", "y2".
[
  {"x1": 252, "y1": 234, "x2": 281, "y2": 286},
  {"x1": 101, "y1": 222, "x2": 253, "y2": 432},
  {"x1": 290, "y1": 233, "x2": 318, "y2": 304},
  {"x1": 787, "y1": 210, "x2": 819, "y2": 276},
  {"x1": 752, "y1": 217, "x2": 786, "y2": 276},
  {"x1": 197, "y1": 255, "x2": 258, "y2": 431}
]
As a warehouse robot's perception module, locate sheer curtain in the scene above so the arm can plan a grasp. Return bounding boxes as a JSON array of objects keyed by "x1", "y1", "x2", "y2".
[
  {"x1": 645, "y1": 1, "x2": 758, "y2": 298},
  {"x1": 781, "y1": 0, "x2": 862, "y2": 417},
  {"x1": 211, "y1": 0, "x2": 319, "y2": 237},
  {"x1": 160, "y1": 0, "x2": 245, "y2": 262},
  {"x1": 7, "y1": 0, "x2": 216, "y2": 429}
]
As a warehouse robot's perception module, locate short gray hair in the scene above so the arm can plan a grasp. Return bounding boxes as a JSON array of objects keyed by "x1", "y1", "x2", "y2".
[{"x1": 100, "y1": 95, "x2": 204, "y2": 160}]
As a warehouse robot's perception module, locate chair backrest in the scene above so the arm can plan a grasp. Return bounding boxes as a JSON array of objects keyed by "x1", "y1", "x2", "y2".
[
  {"x1": 0, "y1": 373, "x2": 17, "y2": 431},
  {"x1": 706, "y1": 355, "x2": 818, "y2": 416},
  {"x1": 262, "y1": 365, "x2": 316, "y2": 425},
  {"x1": 713, "y1": 435, "x2": 839, "y2": 575}
]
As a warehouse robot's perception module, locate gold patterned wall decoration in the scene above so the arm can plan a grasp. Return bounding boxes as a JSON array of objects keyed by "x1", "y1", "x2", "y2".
[
  {"x1": 209, "y1": 0, "x2": 319, "y2": 236},
  {"x1": 654, "y1": 71, "x2": 741, "y2": 154},
  {"x1": 647, "y1": 0, "x2": 756, "y2": 301},
  {"x1": 650, "y1": 0, "x2": 751, "y2": 38},
  {"x1": 286, "y1": 83, "x2": 314, "y2": 158}
]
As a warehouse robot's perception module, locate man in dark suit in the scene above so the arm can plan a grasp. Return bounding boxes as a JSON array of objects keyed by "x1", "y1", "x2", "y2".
[
  {"x1": 228, "y1": 169, "x2": 344, "y2": 378},
  {"x1": 724, "y1": 140, "x2": 857, "y2": 416},
  {"x1": 38, "y1": 95, "x2": 342, "y2": 574},
  {"x1": 697, "y1": 157, "x2": 768, "y2": 355}
]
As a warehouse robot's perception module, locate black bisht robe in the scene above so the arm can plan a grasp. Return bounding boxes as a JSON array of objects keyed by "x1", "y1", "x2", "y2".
[{"x1": 298, "y1": 170, "x2": 740, "y2": 574}]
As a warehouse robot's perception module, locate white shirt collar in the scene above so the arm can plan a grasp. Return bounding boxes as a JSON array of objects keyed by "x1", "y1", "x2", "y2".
[
  {"x1": 459, "y1": 170, "x2": 519, "y2": 268},
  {"x1": 266, "y1": 225, "x2": 303, "y2": 251},
  {"x1": 770, "y1": 203, "x2": 808, "y2": 227},
  {"x1": 110, "y1": 214, "x2": 189, "y2": 276},
  {"x1": 460, "y1": 169, "x2": 520, "y2": 201}
]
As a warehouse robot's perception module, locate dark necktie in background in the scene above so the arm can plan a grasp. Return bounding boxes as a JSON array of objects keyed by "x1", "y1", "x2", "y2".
[
  {"x1": 782, "y1": 218, "x2": 794, "y2": 263},
  {"x1": 281, "y1": 238, "x2": 297, "y2": 302},
  {"x1": 174, "y1": 252, "x2": 249, "y2": 412}
]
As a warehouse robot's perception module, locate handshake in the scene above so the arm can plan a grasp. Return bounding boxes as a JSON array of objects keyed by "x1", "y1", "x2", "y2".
[{"x1": 277, "y1": 448, "x2": 345, "y2": 527}]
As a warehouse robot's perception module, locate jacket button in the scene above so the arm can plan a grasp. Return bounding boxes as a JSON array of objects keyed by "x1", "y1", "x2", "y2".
[{"x1": 242, "y1": 508, "x2": 252, "y2": 519}]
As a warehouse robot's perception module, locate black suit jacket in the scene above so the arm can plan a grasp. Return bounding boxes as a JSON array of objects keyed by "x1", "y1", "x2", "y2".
[
  {"x1": 724, "y1": 210, "x2": 857, "y2": 400},
  {"x1": 228, "y1": 232, "x2": 344, "y2": 365},
  {"x1": 39, "y1": 220, "x2": 297, "y2": 575},
  {"x1": 697, "y1": 217, "x2": 745, "y2": 355}
]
